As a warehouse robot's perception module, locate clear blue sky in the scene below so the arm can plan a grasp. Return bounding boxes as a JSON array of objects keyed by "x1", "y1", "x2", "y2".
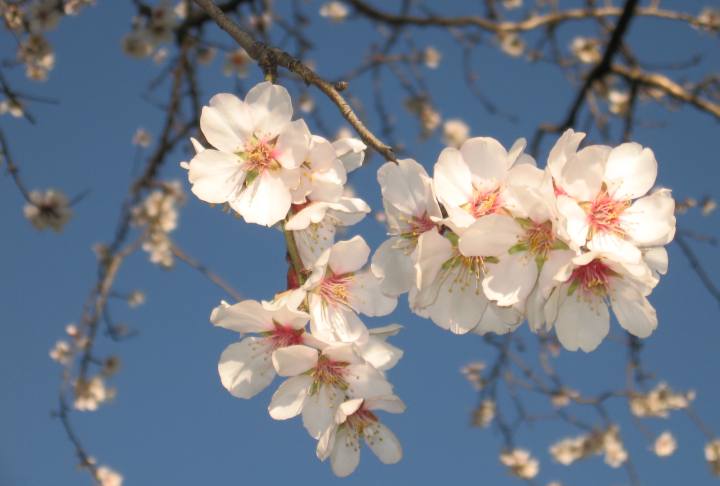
[{"x1": 1, "y1": 1, "x2": 719, "y2": 485}]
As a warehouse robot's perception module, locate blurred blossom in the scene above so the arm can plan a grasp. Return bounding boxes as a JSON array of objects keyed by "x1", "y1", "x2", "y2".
[
  {"x1": 319, "y1": 1, "x2": 348, "y2": 22},
  {"x1": 97, "y1": 465, "x2": 123, "y2": 486},
  {"x1": 24, "y1": 189, "x2": 72, "y2": 232},
  {"x1": 550, "y1": 426, "x2": 627, "y2": 468},
  {"x1": 223, "y1": 48, "x2": 251, "y2": 78},
  {"x1": 122, "y1": 30, "x2": 153, "y2": 58},
  {"x1": 28, "y1": 0, "x2": 61, "y2": 32},
  {"x1": 64, "y1": 0, "x2": 95, "y2": 15},
  {"x1": 102, "y1": 356, "x2": 121, "y2": 377},
  {"x1": 423, "y1": 46, "x2": 441, "y2": 69},
  {"x1": 18, "y1": 34, "x2": 55, "y2": 81},
  {"x1": 0, "y1": 98, "x2": 24, "y2": 118},
  {"x1": 298, "y1": 92, "x2": 315, "y2": 113},
  {"x1": 153, "y1": 47, "x2": 169, "y2": 64},
  {"x1": 550, "y1": 388, "x2": 579, "y2": 408},
  {"x1": 131, "y1": 181, "x2": 185, "y2": 267},
  {"x1": 499, "y1": 33, "x2": 525, "y2": 57},
  {"x1": 701, "y1": 197, "x2": 717, "y2": 215},
  {"x1": 74, "y1": 376, "x2": 116, "y2": 411},
  {"x1": 608, "y1": 89, "x2": 630, "y2": 115},
  {"x1": 442, "y1": 118, "x2": 469, "y2": 147},
  {"x1": 50, "y1": 340, "x2": 73, "y2": 365},
  {"x1": 629, "y1": 382, "x2": 695, "y2": 418},
  {"x1": 374, "y1": 210, "x2": 387, "y2": 223},
  {"x1": 571, "y1": 37, "x2": 601, "y2": 64},
  {"x1": 706, "y1": 439, "x2": 720, "y2": 476},
  {"x1": 461, "y1": 361, "x2": 485, "y2": 390},
  {"x1": 698, "y1": 7, "x2": 720, "y2": 32},
  {"x1": 132, "y1": 128, "x2": 152, "y2": 147},
  {"x1": 2, "y1": 3, "x2": 24, "y2": 30},
  {"x1": 472, "y1": 399, "x2": 495, "y2": 427},
  {"x1": 653, "y1": 431, "x2": 677, "y2": 457},
  {"x1": 196, "y1": 45, "x2": 216, "y2": 64},
  {"x1": 500, "y1": 449, "x2": 539, "y2": 479},
  {"x1": 502, "y1": 0, "x2": 523, "y2": 9},
  {"x1": 127, "y1": 290, "x2": 146, "y2": 308}
]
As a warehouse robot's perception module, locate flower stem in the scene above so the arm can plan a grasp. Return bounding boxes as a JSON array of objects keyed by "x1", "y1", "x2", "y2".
[{"x1": 283, "y1": 225, "x2": 306, "y2": 287}]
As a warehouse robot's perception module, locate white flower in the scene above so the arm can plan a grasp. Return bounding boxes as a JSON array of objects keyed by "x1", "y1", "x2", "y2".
[
  {"x1": 499, "y1": 32, "x2": 525, "y2": 57},
  {"x1": 211, "y1": 299, "x2": 311, "y2": 399},
  {"x1": 550, "y1": 132, "x2": 676, "y2": 264},
  {"x1": 629, "y1": 382, "x2": 694, "y2": 417},
  {"x1": 286, "y1": 197, "x2": 371, "y2": 267},
  {"x1": 319, "y1": 1, "x2": 348, "y2": 22},
  {"x1": 223, "y1": 48, "x2": 251, "y2": 77},
  {"x1": 269, "y1": 343, "x2": 394, "y2": 439},
  {"x1": 187, "y1": 82, "x2": 312, "y2": 226},
  {"x1": 608, "y1": 89, "x2": 630, "y2": 115},
  {"x1": 433, "y1": 136, "x2": 534, "y2": 232},
  {"x1": 423, "y1": 46, "x2": 441, "y2": 69},
  {"x1": 50, "y1": 340, "x2": 73, "y2": 365},
  {"x1": 413, "y1": 228, "x2": 522, "y2": 335},
  {"x1": 302, "y1": 236, "x2": 397, "y2": 343},
  {"x1": 372, "y1": 159, "x2": 442, "y2": 296},
  {"x1": 653, "y1": 431, "x2": 677, "y2": 457},
  {"x1": 571, "y1": 37, "x2": 601, "y2": 64},
  {"x1": 333, "y1": 137, "x2": 366, "y2": 173},
  {"x1": 500, "y1": 449, "x2": 539, "y2": 479},
  {"x1": 705, "y1": 439, "x2": 720, "y2": 476},
  {"x1": 24, "y1": 189, "x2": 72, "y2": 232},
  {"x1": 543, "y1": 251, "x2": 659, "y2": 352},
  {"x1": 442, "y1": 119, "x2": 469, "y2": 148},
  {"x1": 317, "y1": 396, "x2": 405, "y2": 477}
]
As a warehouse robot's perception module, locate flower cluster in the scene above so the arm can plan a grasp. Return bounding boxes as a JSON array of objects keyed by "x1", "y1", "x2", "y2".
[
  {"x1": 629, "y1": 382, "x2": 695, "y2": 418},
  {"x1": 550, "y1": 426, "x2": 628, "y2": 468},
  {"x1": 130, "y1": 180, "x2": 185, "y2": 268},
  {"x1": 186, "y1": 81, "x2": 404, "y2": 476},
  {"x1": 372, "y1": 128, "x2": 676, "y2": 352}
]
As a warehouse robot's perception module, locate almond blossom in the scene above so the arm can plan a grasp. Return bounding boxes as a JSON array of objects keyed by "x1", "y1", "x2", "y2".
[
  {"x1": 269, "y1": 343, "x2": 394, "y2": 439},
  {"x1": 301, "y1": 236, "x2": 397, "y2": 343},
  {"x1": 211, "y1": 299, "x2": 311, "y2": 399},
  {"x1": 187, "y1": 82, "x2": 311, "y2": 226},
  {"x1": 24, "y1": 188, "x2": 72, "y2": 232},
  {"x1": 316, "y1": 396, "x2": 405, "y2": 477},
  {"x1": 548, "y1": 129, "x2": 676, "y2": 263},
  {"x1": 542, "y1": 251, "x2": 659, "y2": 352},
  {"x1": 372, "y1": 158, "x2": 442, "y2": 296}
]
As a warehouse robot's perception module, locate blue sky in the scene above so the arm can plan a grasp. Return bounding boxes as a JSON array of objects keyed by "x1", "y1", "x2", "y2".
[{"x1": 1, "y1": 1, "x2": 719, "y2": 485}]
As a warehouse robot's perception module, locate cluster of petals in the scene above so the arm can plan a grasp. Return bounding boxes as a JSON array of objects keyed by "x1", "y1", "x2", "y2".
[{"x1": 373, "y1": 129, "x2": 675, "y2": 352}]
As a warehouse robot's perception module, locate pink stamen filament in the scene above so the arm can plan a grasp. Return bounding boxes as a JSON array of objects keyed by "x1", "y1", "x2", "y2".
[
  {"x1": 268, "y1": 322, "x2": 304, "y2": 349},
  {"x1": 569, "y1": 259, "x2": 612, "y2": 296}
]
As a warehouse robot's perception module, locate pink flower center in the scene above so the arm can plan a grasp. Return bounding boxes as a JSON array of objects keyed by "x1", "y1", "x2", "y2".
[
  {"x1": 467, "y1": 186, "x2": 502, "y2": 219},
  {"x1": 311, "y1": 356, "x2": 349, "y2": 390},
  {"x1": 243, "y1": 138, "x2": 280, "y2": 174},
  {"x1": 345, "y1": 406, "x2": 379, "y2": 433},
  {"x1": 319, "y1": 273, "x2": 353, "y2": 306},
  {"x1": 268, "y1": 322, "x2": 304, "y2": 349},
  {"x1": 569, "y1": 259, "x2": 613, "y2": 296},
  {"x1": 585, "y1": 191, "x2": 630, "y2": 236}
]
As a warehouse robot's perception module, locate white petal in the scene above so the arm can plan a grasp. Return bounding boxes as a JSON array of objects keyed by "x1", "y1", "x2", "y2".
[
  {"x1": 482, "y1": 253, "x2": 537, "y2": 306},
  {"x1": 303, "y1": 386, "x2": 343, "y2": 439},
  {"x1": 433, "y1": 147, "x2": 473, "y2": 208},
  {"x1": 333, "y1": 138, "x2": 366, "y2": 173},
  {"x1": 200, "y1": 94, "x2": 252, "y2": 153},
  {"x1": 309, "y1": 295, "x2": 369, "y2": 343},
  {"x1": 328, "y1": 236, "x2": 370, "y2": 275},
  {"x1": 316, "y1": 425, "x2": 337, "y2": 461},
  {"x1": 210, "y1": 300, "x2": 272, "y2": 333},
  {"x1": 604, "y1": 143, "x2": 657, "y2": 200},
  {"x1": 271, "y1": 345, "x2": 318, "y2": 376},
  {"x1": 346, "y1": 363, "x2": 394, "y2": 398},
  {"x1": 554, "y1": 293, "x2": 610, "y2": 352},
  {"x1": 187, "y1": 149, "x2": 243, "y2": 204},
  {"x1": 460, "y1": 137, "x2": 510, "y2": 186},
  {"x1": 458, "y1": 214, "x2": 523, "y2": 257},
  {"x1": 560, "y1": 145, "x2": 609, "y2": 201},
  {"x1": 371, "y1": 238, "x2": 415, "y2": 296},
  {"x1": 364, "y1": 396, "x2": 406, "y2": 414},
  {"x1": 274, "y1": 119, "x2": 311, "y2": 169},
  {"x1": 268, "y1": 374, "x2": 312, "y2": 420},
  {"x1": 428, "y1": 272, "x2": 488, "y2": 334},
  {"x1": 231, "y1": 170, "x2": 292, "y2": 227},
  {"x1": 330, "y1": 428, "x2": 360, "y2": 477},
  {"x1": 245, "y1": 81, "x2": 293, "y2": 138},
  {"x1": 610, "y1": 278, "x2": 658, "y2": 338},
  {"x1": 347, "y1": 271, "x2": 398, "y2": 316},
  {"x1": 356, "y1": 336, "x2": 403, "y2": 371},
  {"x1": 643, "y1": 247, "x2": 668, "y2": 276},
  {"x1": 620, "y1": 189, "x2": 676, "y2": 247},
  {"x1": 364, "y1": 423, "x2": 402, "y2": 464},
  {"x1": 587, "y1": 232, "x2": 642, "y2": 263},
  {"x1": 218, "y1": 338, "x2": 275, "y2": 399},
  {"x1": 547, "y1": 129, "x2": 585, "y2": 181},
  {"x1": 414, "y1": 229, "x2": 453, "y2": 289},
  {"x1": 556, "y1": 195, "x2": 589, "y2": 248},
  {"x1": 378, "y1": 158, "x2": 434, "y2": 216}
]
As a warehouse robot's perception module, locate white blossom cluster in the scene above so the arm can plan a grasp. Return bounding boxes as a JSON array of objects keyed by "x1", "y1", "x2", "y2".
[
  {"x1": 550, "y1": 425, "x2": 628, "y2": 468},
  {"x1": 372, "y1": 129, "x2": 676, "y2": 352},
  {"x1": 185, "y1": 81, "x2": 404, "y2": 476}
]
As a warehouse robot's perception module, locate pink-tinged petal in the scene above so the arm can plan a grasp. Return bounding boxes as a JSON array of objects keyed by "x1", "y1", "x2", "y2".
[
  {"x1": 433, "y1": 147, "x2": 473, "y2": 207},
  {"x1": 268, "y1": 375, "x2": 312, "y2": 420},
  {"x1": 330, "y1": 428, "x2": 360, "y2": 477},
  {"x1": 294, "y1": 221, "x2": 336, "y2": 269},
  {"x1": 507, "y1": 137, "x2": 528, "y2": 165},
  {"x1": 210, "y1": 300, "x2": 273, "y2": 333},
  {"x1": 554, "y1": 293, "x2": 609, "y2": 352},
  {"x1": 620, "y1": 189, "x2": 676, "y2": 247},
  {"x1": 200, "y1": 94, "x2": 253, "y2": 152},
  {"x1": 459, "y1": 214, "x2": 523, "y2": 257},
  {"x1": 230, "y1": 170, "x2": 292, "y2": 227},
  {"x1": 364, "y1": 423, "x2": 402, "y2": 464},
  {"x1": 271, "y1": 344, "x2": 318, "y2": 376},
  {"x1": 427, "y1": 274, "x2": 488, "y2": 334},
  {"x1": 482, "y1": 252, "x2": 537, "y2": 306},
  {"x1": 347, "y1": 270, "x2": 398, "y2": 316},
  {"x1": 356, "y1": 335, "x2": 403, "y2": 371},
  {"x1": 460, "y1": 137, "x2": 509, "y2": 186},
  {"x1": 328, "y1": 236, "x2": 370, "y2": 275},
  {"x1": 378, "y1": 158, "x2": 434, "y2": 216},
  {"x1": 323, "y1": 343, "x2": 363, "y2": 364},
  {"x1": 556, "y1": 195, "x2": 589, "y2": 248},
  {"x1": 610, "y1": 278, "x2": 658, "y2": 338},
  {"x1": 338, "y1": 398, "x2": 365, "y2": 421},
  {"x1": 560, "y1": 144, "x2": 609, "y2": 201},
  {"x1": 218, "y1": 337, "x2": 274, "y2": 399},
  {"x1": 275, "y1": 119, "x2": 311, "y2": 169},
  {"x1": 187, "y1": 149, "x2": 244, "y2": 204},
  {"x1": 604, "y1": 143, "x2": 657, "y2": 200},
  {"x1": 245, "y1": 81, "x2": 293, "y2": 137}
]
